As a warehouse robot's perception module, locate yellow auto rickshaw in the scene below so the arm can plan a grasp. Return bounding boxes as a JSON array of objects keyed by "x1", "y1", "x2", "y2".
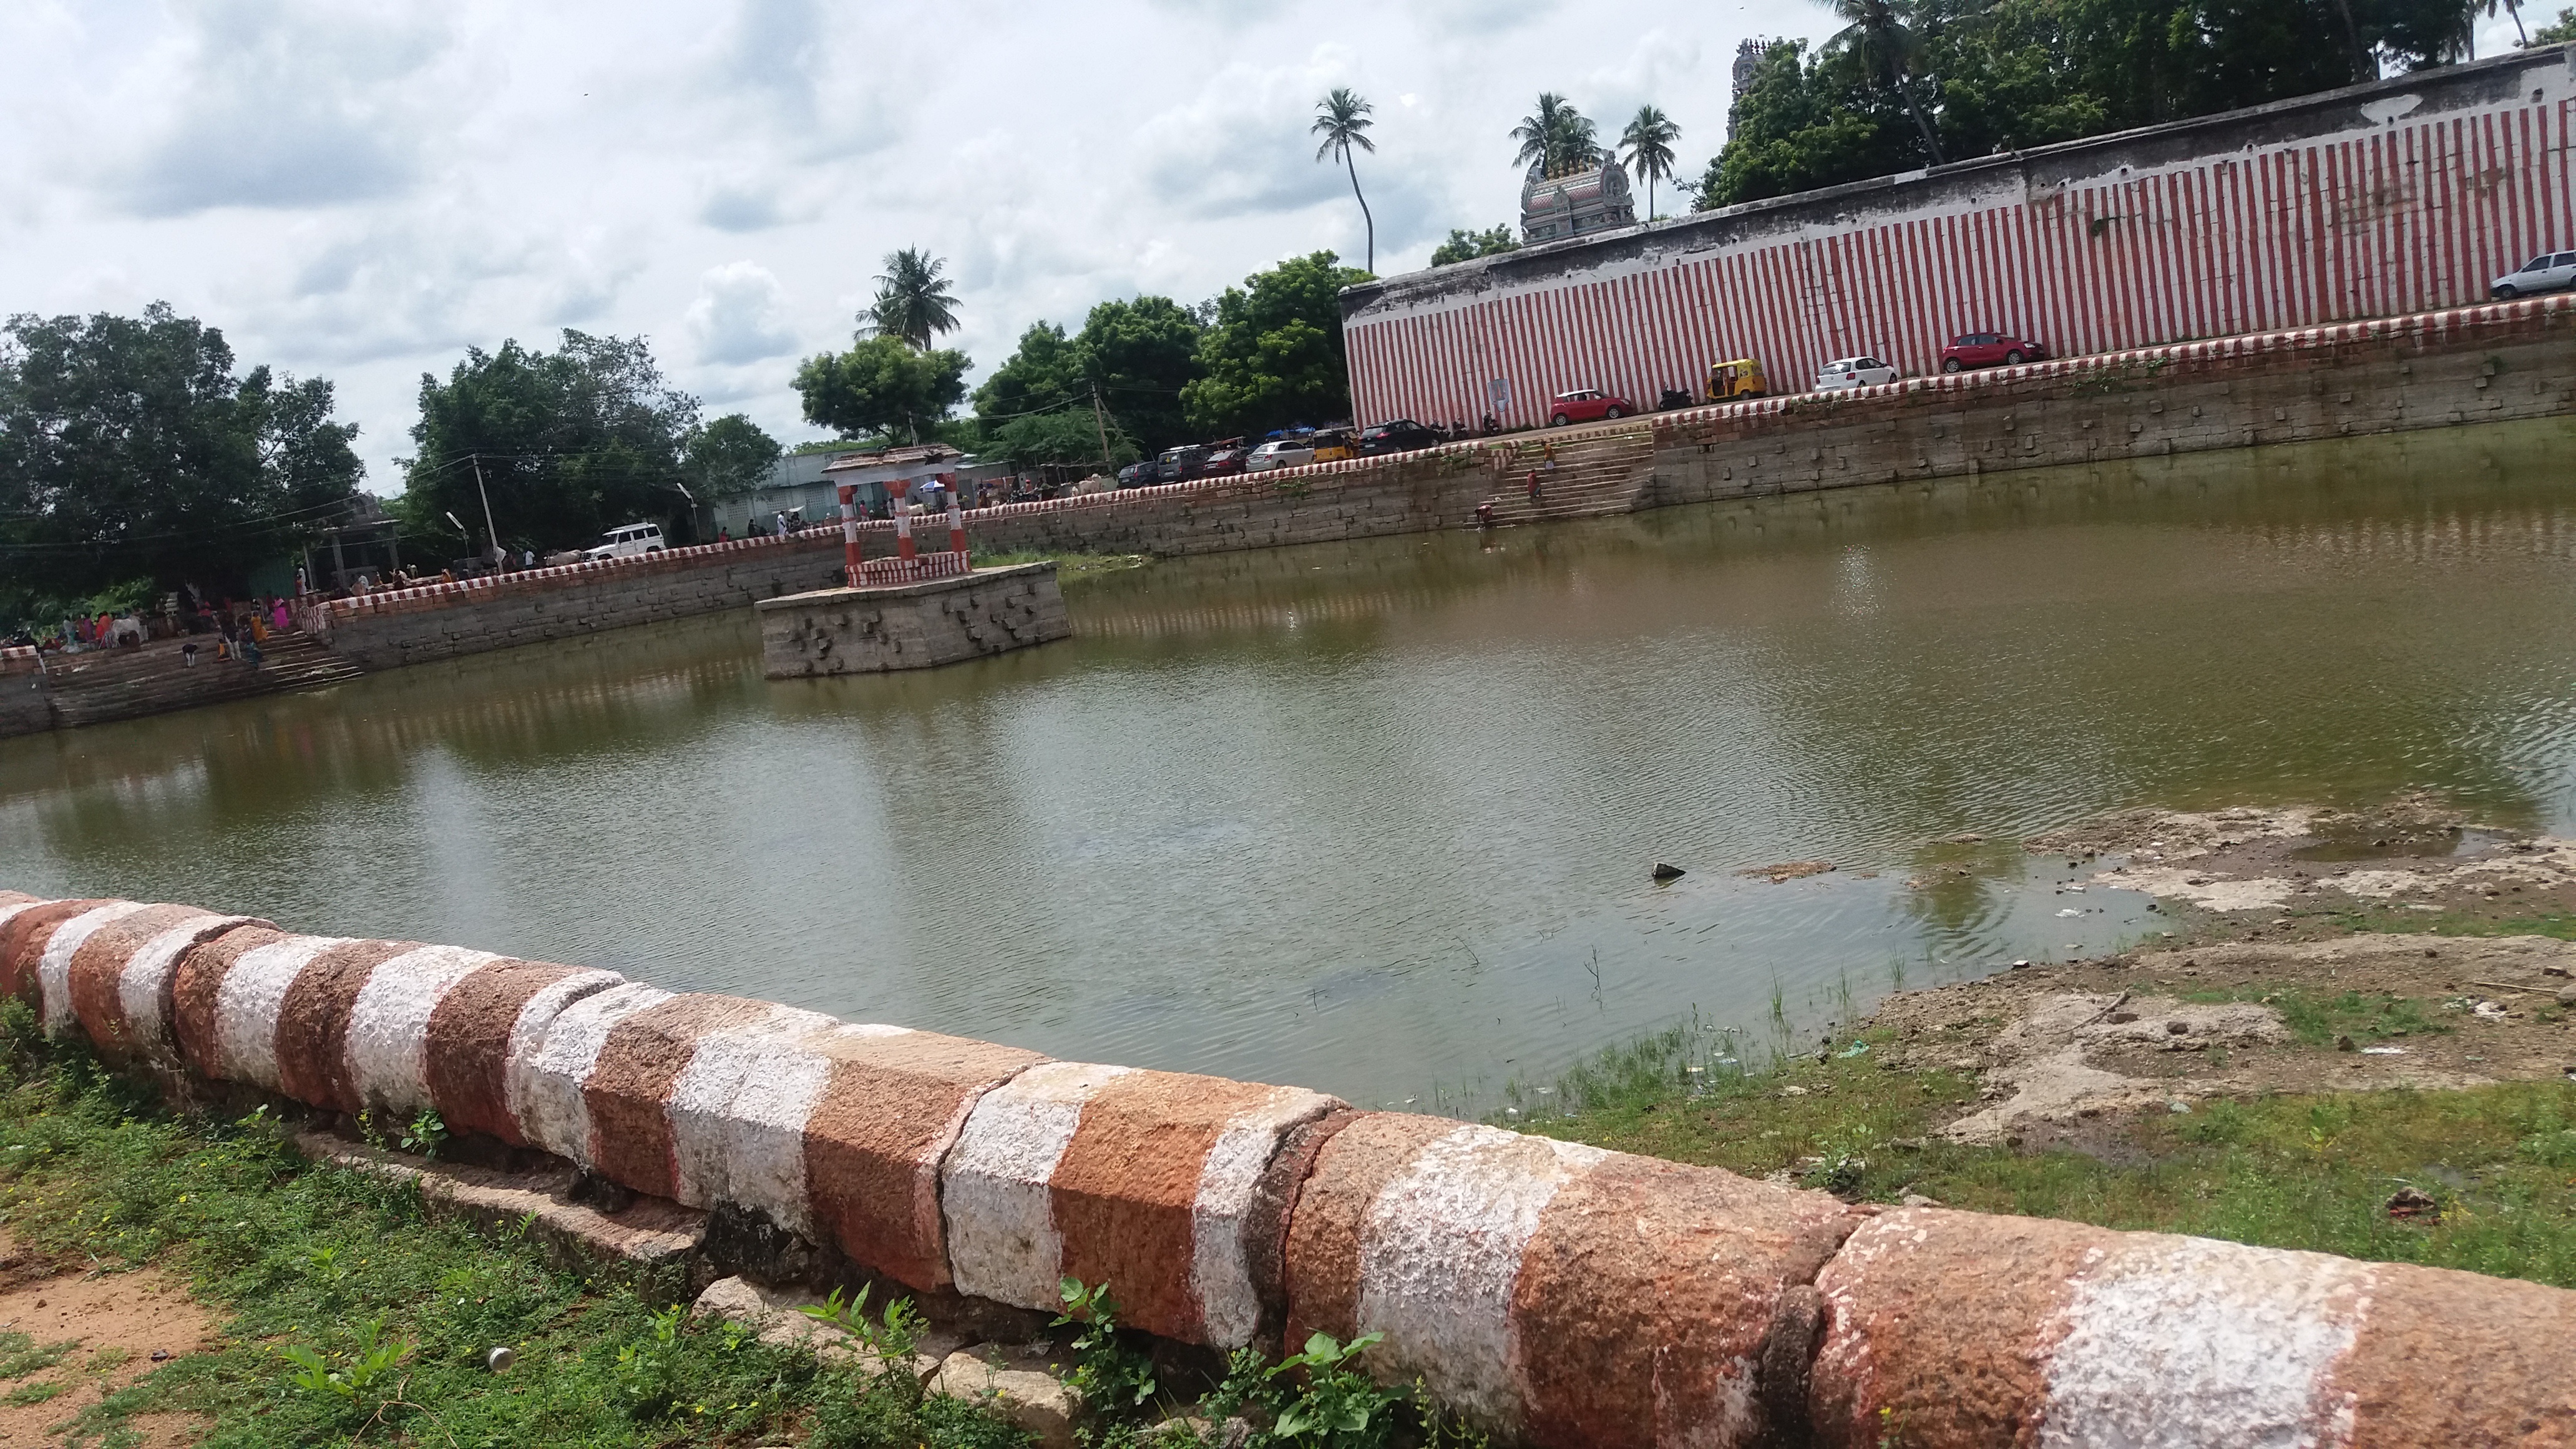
[
  {"x1": 1310, "y1": 429, "x2": 1357, "y2": 462},
  {"x1": 1707, "y1": 358, "x2": 1769, "y2": 402}
]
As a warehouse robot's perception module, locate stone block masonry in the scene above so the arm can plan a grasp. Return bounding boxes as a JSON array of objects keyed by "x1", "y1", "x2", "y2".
[
  {"x1": 295, "y1": 295, "x2": 2576, "y2": 684},
  {"x1": 9, "y1": 882, "x2": 2575, "y2": 1449},
  {"x1": 756, "y1": 562, "x2": 1071, "y2": 678}
]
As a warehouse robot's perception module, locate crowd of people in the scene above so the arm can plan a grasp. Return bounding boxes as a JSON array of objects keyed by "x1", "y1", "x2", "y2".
[{"x1": 14, "y1": 587, "x2": 301, "y2": 668}]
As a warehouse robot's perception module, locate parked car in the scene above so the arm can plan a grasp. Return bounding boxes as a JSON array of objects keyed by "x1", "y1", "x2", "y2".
[
  {"x1": 1546, "y1": 388, "x2": 1634, "y2": 426},
  {"x1": 1815, "y1": 356, "x2": 1899, "y2": 391},
  {"x1": 1360, "y1": 419, "x2": 1442, "y2": 454},
  {"x1": 1202, "y1": 439, "x2": 1250, "y2": 477},
  {"x1": 1939, "y1": 331, "x2": 2048, "y2": 371},
  {"x1": 584, "y1": 522, "x2": 666, "y2": 561},
  {"x1": 1246, "y1": 437, "x2": 1315, "y2": 471},
  {"x1": 2492, "y1": 250, "x2": 2576, "y2": 298},
  {"x1": 1156, "y1": 444, "x2": 1211, "y2": 483},
  {"x1": 1116, "y1": 462, "x2": 1157, "y2": 488}
]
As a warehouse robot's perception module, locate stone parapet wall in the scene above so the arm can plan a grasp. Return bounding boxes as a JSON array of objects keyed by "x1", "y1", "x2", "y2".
[{"x1": 6, "y1": 884, "x2": 2572, "y2": 1448}]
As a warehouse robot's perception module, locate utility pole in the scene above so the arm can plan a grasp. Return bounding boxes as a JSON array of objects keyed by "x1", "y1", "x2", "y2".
[
  {"x1": 469, "y1": 455, "x2": 502, "y2": 566},
  {"x1": 1090, "y1": 382, "x2": 1114, "y2": 473}
]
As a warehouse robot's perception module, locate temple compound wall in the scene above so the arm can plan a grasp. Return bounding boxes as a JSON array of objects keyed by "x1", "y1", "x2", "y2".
[{"x1": 1339, "y1": 48, "x2": 2576, "y2": 431}]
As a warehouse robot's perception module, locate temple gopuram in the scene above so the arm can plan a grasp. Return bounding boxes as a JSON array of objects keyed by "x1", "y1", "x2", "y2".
[{"x1": 1519, "y1": 153, "x2": 1636, "y2": 244}]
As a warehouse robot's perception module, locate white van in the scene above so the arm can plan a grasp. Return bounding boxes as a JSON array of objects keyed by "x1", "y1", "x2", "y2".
[{"x1": 584, "y1": 522, "x2": 666, "y2": 561}]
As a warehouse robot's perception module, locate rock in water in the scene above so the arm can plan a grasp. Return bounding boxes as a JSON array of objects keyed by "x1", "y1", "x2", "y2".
[{"x1": 1652, "y1": 863, "x2": 1686, "y2": 881}]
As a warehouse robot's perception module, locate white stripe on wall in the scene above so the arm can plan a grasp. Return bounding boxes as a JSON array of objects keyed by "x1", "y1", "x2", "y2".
[
  {"x1": 507, "y1": 980, "x2": 675, "y2": 1166},
  {"x1": 210, "y1": 937, "x2": 347, "y2": 1088},
  {"x1": 942, "y1": 1059, "x2": 1136, "y2": 1310},
  {"x1": 344, "y1": 944, "x2": 502, "y2": 1114}
]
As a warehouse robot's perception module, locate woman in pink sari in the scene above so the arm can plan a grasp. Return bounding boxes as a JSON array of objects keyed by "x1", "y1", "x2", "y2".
[{"x1": 270, "y1": 597, "x2": 293, "y2": 633}]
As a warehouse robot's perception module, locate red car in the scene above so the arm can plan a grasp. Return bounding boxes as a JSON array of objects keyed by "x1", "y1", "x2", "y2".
[
  {"x1": 1939, "y1": 331, "x2": 2048, "y2": 371},
  {"x1": 1547, "y1": 388, "x2": 1634, "y2": 425}
]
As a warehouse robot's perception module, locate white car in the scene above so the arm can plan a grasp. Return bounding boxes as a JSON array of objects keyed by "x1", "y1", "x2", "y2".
[
  {"x1": 584, "y1": 522, "x2": 666, "y2": 561},
  {"x1": 2492, "y1": 249, "x2": 2576, "y2": 298},
  {"x1": 1246, "y1": 438, "x2": 1315, "y2": 471},
  {"x1": 1815, "y1": 356, "x2": 1899, "y2": 391}
]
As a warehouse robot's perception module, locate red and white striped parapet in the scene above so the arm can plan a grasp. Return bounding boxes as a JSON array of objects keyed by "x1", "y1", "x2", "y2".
[
  {"x1": 1808, "y1": 1206, "x2": 2576, "y2": 1448},
  {"x1": 854, "y1": 551, "x2": 970, "y2": 586},
  {"x1": 1284, "y1": 1112, "x2": 1856, "y2": 1449},
  {"x1": 4, "y1": 888, "x2": 2575, "y2": 1449},
  {"x1": 940, "y1": 1061, "x2": 1342, "y2": 1347}
]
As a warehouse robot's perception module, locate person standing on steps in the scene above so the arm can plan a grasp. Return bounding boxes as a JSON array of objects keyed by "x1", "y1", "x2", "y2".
[{"x1": 1527, "y1": 468, "x2": 1544, "y2": 509}]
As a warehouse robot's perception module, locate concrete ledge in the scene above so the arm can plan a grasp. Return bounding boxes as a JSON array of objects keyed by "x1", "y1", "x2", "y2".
[
  {"x1": 9, "y1": 889, "x2": 2576, "y2": 1449},
  {"x1": 756, "y1": 562, "x2": 1071, "y2": 677},
  {"x1": 294, "y1": 1128, "x2": 703, "y2": 1285}
]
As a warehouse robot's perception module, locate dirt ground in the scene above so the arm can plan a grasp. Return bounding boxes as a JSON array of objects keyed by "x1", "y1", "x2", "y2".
[
  {"x1": 1872, "y1": 799, "x2": 2576, "y2": 1146},
  {"x1": 0, "y1": 1234, "x2": 212, "y2": 1446}
]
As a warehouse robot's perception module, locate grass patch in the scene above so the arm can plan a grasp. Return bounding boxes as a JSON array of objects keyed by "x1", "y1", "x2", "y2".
[
  {"x1": 2172, "y1": 987, "x2": 2451, "y2": 1046},
  {"x1": 2324, "y1": 907, "x2": 2576, "y2": 941},
  {"x1": 971, "y1": 550, "x2": 1152, "y2": 583},
  {"x1": 1521, "y1": 1024, "x2": 2576, "y2": 1287},
  {"x1": 0, "y1": 1005, "x2": 1035, "y2": 1449},
  {"x1": 4, "y1": 1377, "x2": 67, "y2": 1406}
]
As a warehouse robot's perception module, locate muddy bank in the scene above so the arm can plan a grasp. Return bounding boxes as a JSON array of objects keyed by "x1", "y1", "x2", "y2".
[{"x1": 1865, "y1": 800, "x2": 2576, "y2": 1148}]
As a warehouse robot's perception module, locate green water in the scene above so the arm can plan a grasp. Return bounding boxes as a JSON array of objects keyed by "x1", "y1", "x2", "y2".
[{"x1": 7, "y1": 421, "x2": 2575, "y2": 1109}]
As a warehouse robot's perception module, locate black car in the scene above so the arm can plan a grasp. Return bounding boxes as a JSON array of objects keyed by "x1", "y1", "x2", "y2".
[
  {"x1": 1156, "y1": 444, "x2": 1211, "y2": 483},
  {"x1": 1117, "y1": 462, "x2": 1157, "y2": 488},
  {"x1": 1360, "y1": 419, "x2": 1442, "y2": 455}
]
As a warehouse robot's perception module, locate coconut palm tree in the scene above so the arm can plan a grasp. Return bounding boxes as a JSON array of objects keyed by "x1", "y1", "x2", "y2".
[
  {"x1": 1619, "y1": 105, "x2": 1681, "y2": 220},
  {"x1": 1511, "y1": 93, "x2": 1601, "y2": 177},
  {"x1": 1312, "y1": 88, "x2": 1377, "y2": 275},
  {"x1": 867, "y1": 248, "x2": 959, "y2": 350},
  {"x1": 1817, "y1": 0, "x2": 1946, "y2": 165}
]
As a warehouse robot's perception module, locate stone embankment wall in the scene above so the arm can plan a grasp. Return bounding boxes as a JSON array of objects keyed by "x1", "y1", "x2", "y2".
[
  {"x1": 757, "y1": 563, "x2": 1072, "y2": 677},
  {"x1": 290, "y1": 295, "x2": 2574, "y2": 679},
  {"x1": 7, "y1": 885, "x2": 2572, "y2": 1448}
]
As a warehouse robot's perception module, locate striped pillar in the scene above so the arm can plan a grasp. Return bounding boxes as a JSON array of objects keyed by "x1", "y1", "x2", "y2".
[
  {"x1": 837, "y1": 482, "x2": 862, "y2": 587},
  {"x1": 942, "y1": 472, "x2": 967, "y2": 561}
]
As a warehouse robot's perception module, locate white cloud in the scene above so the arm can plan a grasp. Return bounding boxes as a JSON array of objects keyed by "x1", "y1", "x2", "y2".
[
  {"x1": 686, "y1": 261, "x2": 796, "y2": 365},
  {"x1": 109, "y1": 1, "x2": 455, "y2": 216}
]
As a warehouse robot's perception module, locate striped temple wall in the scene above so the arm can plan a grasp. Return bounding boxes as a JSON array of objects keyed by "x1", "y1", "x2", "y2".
[
  {"x1": 6, "y1": 886, "x2": 2574, "y2": 1447},
  {"x1": 1340, "y1": 47, "x2": 2576, "y2": 431}
]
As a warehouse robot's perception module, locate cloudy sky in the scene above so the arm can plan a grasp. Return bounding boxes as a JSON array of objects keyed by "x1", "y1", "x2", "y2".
[{"x1": 2, "y1": 2, "x2": 2527, "y2": 490}]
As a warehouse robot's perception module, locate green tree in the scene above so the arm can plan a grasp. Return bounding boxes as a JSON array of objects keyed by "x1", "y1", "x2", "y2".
[
  {"x1": 867, "y1": 248, "x2": 960, "y2": 350},
  {"x1": 1699, "y1": 42, "x2": 1898, "y2": 207},
  {"x1": 681, "y1": 413, "x2": 781, "y2": 499},
  {"x1": 1181, "y1": 251, "x2": 1372, "y2": 437},
  {"x1": 2533, "y1": 4, "x2": 2576, "y2": 36},
  {"x1": 988, "y1": 409, "x2": 1138, "y2": 469},
  {"x1": 1075, "y1": 296, "x2": 1203, "y2": 454},
  {"x1": 1619, "y1": 105, "x2": 1682, "y2": 219},
  {"x1": 401, "y1": 331, "x2": 699, "y2": 557},
  {"x1": 794, "y1": 334, "x2": 969, "y2": 445},
  {"x1": 1312, "y1": 89, "x2": 1379, "y2": 276},
  {"x1": 0, "y1": 303, "x2": 363, "y2": 614},
  {"x1": 1820, "y1": 0, "x2": 1947, "y2": 163},
  {"x1": 1511, "y1": 93, "x2": 1601, "y2": 177},
  {"x1": 1430, "y1": 225, "x2": 1521, "y2": 265},
  {"x1": 973, "y1": 298, "x2": 1204, "y2": 461}
]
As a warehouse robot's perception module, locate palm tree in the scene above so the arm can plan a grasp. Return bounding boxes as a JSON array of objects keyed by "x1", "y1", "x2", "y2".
[
  {"x1": 1619, "y1": 105, "x2": 1681, "y2": 221},
  {"x1": 1312, "y1": 88, "x2": 1377, "y2": 275},
  {"x1": 1512, "y1": 93, "x2": 1603, "y2": 177},
  {"x1": 1818, "y1": 0, "x2": 1946, "y2": 166},
  {"x1": 867, "y1": 248, "x2": 959, "y2": 350}
]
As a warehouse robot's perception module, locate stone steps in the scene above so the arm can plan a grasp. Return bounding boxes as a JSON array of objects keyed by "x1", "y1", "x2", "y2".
[{"x1": 41, "y1": 629, "x2": 364, "y2": 728}]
